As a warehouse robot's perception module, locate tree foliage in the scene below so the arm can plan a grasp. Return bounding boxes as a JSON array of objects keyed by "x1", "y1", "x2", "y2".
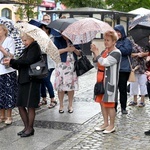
[
  {"x1": 15, "y1": 0, "x2": 42, "y2": 21},
  {"x1": 56, "y1": 0, "x2": 106, "y2": 9},
  {"x1": 105, "y1": 0, "x2": 150, "y2": 12},
  {"x1": 57, "y1": 0, "x2": 150, "y2": 12}
]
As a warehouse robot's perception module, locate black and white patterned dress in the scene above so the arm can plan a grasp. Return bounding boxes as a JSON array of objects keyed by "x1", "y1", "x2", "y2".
[
  {"x1": 0, "y1": 71, "x2": 17, "y2": 109},
  {"x1": 0, "y1": 37, "x2": 17, "y2": 109}
]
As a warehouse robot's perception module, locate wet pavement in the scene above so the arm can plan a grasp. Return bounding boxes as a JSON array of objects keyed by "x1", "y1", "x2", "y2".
[{"x1": 1, "y1": 56, "x2": 150, "y2": 150}]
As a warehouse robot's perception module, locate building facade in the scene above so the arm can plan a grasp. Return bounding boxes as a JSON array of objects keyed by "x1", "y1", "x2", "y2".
[
  {"x1": 0, "y1": 4, "x2": 18, "y2": 21},
  {"x1": 0, "y1": 0, "x2": 66, "y2": 22}
]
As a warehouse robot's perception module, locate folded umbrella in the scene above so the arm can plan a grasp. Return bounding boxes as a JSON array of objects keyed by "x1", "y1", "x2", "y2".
[
  {"x1": 62, "y1": 18, "x2": 114, "y2": 44},
  {"x1": 15, "y1": 22, "x2": 61, "y2": 64}
]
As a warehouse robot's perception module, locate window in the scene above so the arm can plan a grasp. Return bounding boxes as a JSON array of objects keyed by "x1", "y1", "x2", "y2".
[{"x1": 1, "y1": 8, "x2": 12, "y2": 19}]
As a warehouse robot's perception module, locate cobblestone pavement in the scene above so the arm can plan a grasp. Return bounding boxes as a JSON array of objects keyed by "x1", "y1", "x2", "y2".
[
  {"x1": 1, "y1": 56, "x2": 150, "y2": 150},
  {"x1": 56, "y1": 97, "x2": 150, "y2": 150}
]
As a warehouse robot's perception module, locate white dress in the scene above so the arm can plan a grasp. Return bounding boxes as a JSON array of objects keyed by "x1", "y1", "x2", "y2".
[{"x1": 54, "y1": 52, "x2": 79, "y2": 91}]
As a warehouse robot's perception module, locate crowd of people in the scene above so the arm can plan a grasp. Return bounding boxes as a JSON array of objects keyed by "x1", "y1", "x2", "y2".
[{"x1": 0, "y1": 14, "x2": 150, "y2": 138}]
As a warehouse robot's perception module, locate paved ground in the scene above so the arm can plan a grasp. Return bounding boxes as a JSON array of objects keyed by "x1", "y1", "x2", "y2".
[{"x1": 1, "y1": 56, "x2": 150, "y2": 150}]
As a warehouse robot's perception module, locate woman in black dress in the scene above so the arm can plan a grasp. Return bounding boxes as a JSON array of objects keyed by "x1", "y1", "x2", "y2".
[{"x1": 3, "y1": 33, "x2": 41, "y2": 137}]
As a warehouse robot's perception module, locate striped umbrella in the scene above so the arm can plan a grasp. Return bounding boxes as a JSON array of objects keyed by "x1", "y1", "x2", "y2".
[{"x1": 0, "y1": 17, "x2": 24, "y2": 58}]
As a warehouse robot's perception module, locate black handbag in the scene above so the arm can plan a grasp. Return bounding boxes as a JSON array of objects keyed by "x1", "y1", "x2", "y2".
[
  {"x1": 94, "y1": 82, "x2": 105, "y2": 95},
  {"x1": 74, "y1": 53, "x2": 94, "y2": 76},
  {"x1": 29, "y1": 53, "x2": 48, "y2": 79}
]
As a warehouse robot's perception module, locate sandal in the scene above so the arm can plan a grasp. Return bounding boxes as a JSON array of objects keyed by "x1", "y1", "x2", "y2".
[
  {"x1": 138, "y1": 102, "x2": 145, "y2": 107},
  {"x1": 48, "y1": 102, "x2": 56, "y2": 109},
  {"x1": 68, "y1": 107, "x2": 73, "y2": 113},
  {"x1": 59, "y1": 110, "x2": 64, "y2": 113},
  {"x1": 39, "y1": 100, "x2": 47, "y2": 106},
  {"x1": 128, "y1": 101, "x2": 137, "y2": 106},
  {"x1": 68, "y1": 109, "x2": 73, "y2": 113},
  {"x1": 5, "y1": 117, "x2": 12, "y2": 125},
  {"x1": 51, "y1": 100, "x2": 57, "y2": 105}
]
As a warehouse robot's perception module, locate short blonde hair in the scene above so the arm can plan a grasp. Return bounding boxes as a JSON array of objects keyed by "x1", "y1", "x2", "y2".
[
  {"x1": 104, "y1": 30, "x2": 118, "y2": 42},
  {"x1": 21, "y1": 32, "x2": 34, "y2": 41},
  {"x1": 0, "y1": 24, "x2": 8, "y2": 36}
]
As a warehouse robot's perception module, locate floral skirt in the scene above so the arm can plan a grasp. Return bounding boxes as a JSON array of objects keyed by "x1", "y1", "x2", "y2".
[
  {"x1": 54, "y1": 52, "x2": 79, "y2": 91},
  {"x1": 0, "y1": 71, "x2": 18, "y2": 109}
]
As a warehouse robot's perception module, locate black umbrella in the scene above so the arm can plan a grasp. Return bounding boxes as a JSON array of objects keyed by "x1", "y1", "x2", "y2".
[
  {"x1": 28, "y1": 19, "x2": 48, "y2": 27},
  {"x1": 47, "y1": 18, "x2": 77, "y2": 32},
  {"x1": 129, "y1": 13, "x2": 150, "y2": 49},
  {"x1": 129, "y1": 13, "x2": 150, "y2": 29},
  {"x1": 129, "y1": 22, "x2": 150, "y2": 49},
  {"x1": 29, "y1": 19, "x2": 60, "y2": 37}
]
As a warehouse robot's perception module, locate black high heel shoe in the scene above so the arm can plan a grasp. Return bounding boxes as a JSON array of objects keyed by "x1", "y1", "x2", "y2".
[
  {"x1": 68, "y1": 108, "x2": 73, "y2": 113},
  {"x1": 59, "y1": 110, "x2": 64, "y2": 113},
  {"x1": 20, "y1": 129, "x2": 34, "y2": 137},
  {"x1": 17, "y1": 130, "x2": 26, "y2": 136}
]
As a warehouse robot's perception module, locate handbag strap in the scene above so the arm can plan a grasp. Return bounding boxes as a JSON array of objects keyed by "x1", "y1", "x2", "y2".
[
  {"x1": 128, "y1": 56, "x2": 133, "y2": 70},
  {"x1": 98, "y1": 69, "x2": 104, "y2": 72},
  {"x1": 80, "y1": 51, "x2": 84, "y2": 56},
  {"x1": 97, "y1": 69, "x2": 104, "y2": 82}
]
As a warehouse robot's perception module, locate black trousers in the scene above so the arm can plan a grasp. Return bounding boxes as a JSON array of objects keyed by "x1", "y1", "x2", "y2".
[
  {"x1": 115, "y1": 72, "x2": 130, "y2": 111},
  {"x1": 147, "y1": 81, "x2": 150, "y2": 99}
]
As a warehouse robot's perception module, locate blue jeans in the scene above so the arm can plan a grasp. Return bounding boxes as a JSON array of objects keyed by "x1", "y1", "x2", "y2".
[{"x1": 41, "y1": 68, "x2": 55, "y2": 99}]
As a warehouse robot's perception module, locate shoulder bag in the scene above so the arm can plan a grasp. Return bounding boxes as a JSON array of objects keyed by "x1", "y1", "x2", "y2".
[
  {"x1": 94, "y1": 82, "x2": 105, "y2": 95},
  {"x1": 29, "y1": 52, "x2": 48, "y2": 79},
  {"x1": 128, "y1": 56, "x2": 136, "y2": 82},
  {"x1": 74, "y1": 52, "x2": 94, "y2": 76},
  {"x1": 94, "y1": 69, "x2": 105, "y2": 95}
]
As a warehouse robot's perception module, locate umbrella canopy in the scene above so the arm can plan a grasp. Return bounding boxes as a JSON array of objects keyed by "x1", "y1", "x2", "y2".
[
  {"x1": 129, "y1": 13, "x2": 150, "y2": 49},
  {"x1": 15, "y1": 22, "x2": 60, "y2": 64},
  {"x1": 62, "y1": 18, "x2": 114, "y2": 44},
  {"x1": 129, "y1": 13, "x2": 150, "y2": 29},
  {"x1": 0, "y1": 17, "x2": 24, "y2": 58},
  {"x1": 47, "y1": 18, "x2": 77, "y2": 32},
  {"x1": 28, "y1": 19, "x2": 48, "y2": 27},
  {"x1": 129, "y1": 23, "x2": 150, "y2": 49},
  {"x1": 29, "y1": 19, "x2": 60, "y2": 37}
]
